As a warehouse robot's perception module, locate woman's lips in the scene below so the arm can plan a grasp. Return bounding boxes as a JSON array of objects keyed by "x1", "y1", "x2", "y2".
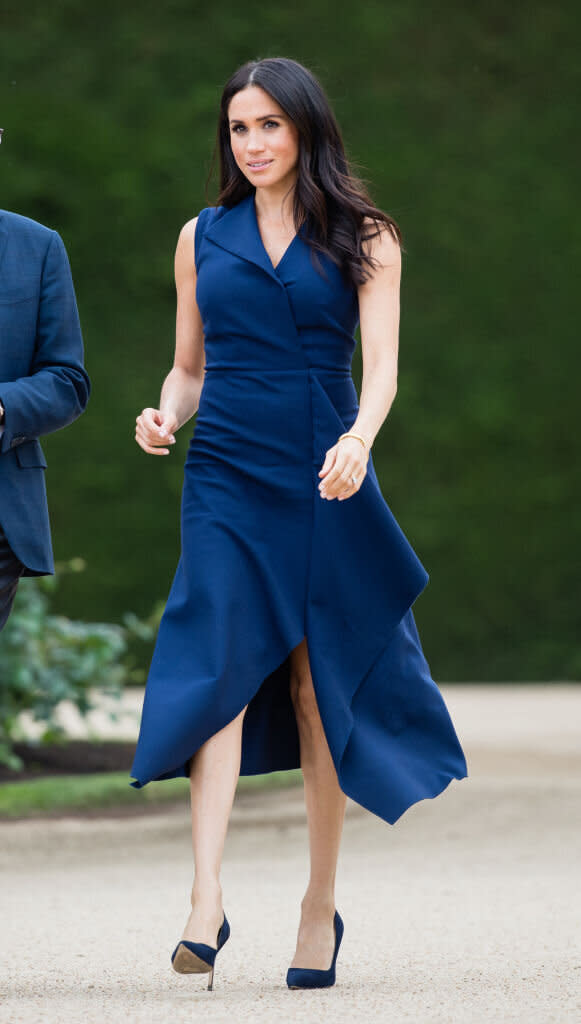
[{"x1": 247, "y1": 160, "x2": 273, "y2": 170}]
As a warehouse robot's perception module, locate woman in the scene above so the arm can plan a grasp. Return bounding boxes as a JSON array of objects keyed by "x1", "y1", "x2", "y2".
[{"x1": 131, "y1": 56, "x2": 467, "y2": 991}]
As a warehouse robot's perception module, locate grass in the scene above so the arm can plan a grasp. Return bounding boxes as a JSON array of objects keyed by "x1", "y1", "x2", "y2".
[{"x1": 0, "y1": 769, "x2": 302, "y2": 820}]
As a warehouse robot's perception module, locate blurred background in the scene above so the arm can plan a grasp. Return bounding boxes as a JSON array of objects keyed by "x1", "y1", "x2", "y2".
[{"x1": 1, "y1": 0, "x2": 578, "y2": 683}]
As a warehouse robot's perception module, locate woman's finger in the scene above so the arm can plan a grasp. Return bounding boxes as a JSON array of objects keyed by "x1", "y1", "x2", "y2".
[
  {"x1": 318, "y1": 444, "x2": 338, "y2": 479},
  {"x1": 135, "y1": 423, "x2": 173, "y2": 453},
  {"x1": 320, "y1": 457, "x2": 357, "y2": 493},
  {"x1": 138, "y1": 407, "x2": 162, "y2": 430},
  {"x1": 158, "y1": 413, "x2": 178, "y2": 441},
  {"x1": 136, "y1": 413, "x2": 176, "y2": 446},
  {"x1": 337, "y1": 473, "x2": 364, "y2": 500},
  {"x1": 136, "y1": 408, "x2": 178, "y2": 446},
  {"x1": 320, "y1": 459, "x2": 367, "y2": 499},
  {"x1": 135, "y1": 423, "x2": 160, "y2": 444},
  {"x1": 135, "y1": 434, "x2": 171, "y2": 456}
]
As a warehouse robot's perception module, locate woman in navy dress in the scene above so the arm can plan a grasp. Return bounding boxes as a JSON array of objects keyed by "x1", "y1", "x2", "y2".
[{"x1": 132, "y1": 56, "x2": 467, "y2": 990}]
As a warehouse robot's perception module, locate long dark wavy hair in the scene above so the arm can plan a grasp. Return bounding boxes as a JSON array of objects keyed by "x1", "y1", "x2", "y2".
[{"x1": 206, "y1": 57, "x2": 403, "y2": 287}]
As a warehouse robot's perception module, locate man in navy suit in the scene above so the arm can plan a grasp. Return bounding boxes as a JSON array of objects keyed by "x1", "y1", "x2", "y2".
[{"x1": 0, "y1": 172, "x2": 90, "y2": 628}]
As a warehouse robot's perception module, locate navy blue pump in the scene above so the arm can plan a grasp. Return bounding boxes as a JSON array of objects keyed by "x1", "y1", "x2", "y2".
[
  {"x1": 171, "y1": 913, "x2": 230, "y2": 990},
  {"x1": 286, "y1": 910, "x2": 344, "y2": 989}
]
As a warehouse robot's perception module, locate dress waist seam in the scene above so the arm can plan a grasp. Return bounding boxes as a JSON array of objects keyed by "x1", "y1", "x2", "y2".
[{"x1": 203, "y1": 365, "x2": 352, "y2": 376}]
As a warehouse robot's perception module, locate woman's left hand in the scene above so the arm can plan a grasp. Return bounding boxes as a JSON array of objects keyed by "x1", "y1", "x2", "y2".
[{"x1": 318, "y1": 436, "x2": 369, "y2": 501}]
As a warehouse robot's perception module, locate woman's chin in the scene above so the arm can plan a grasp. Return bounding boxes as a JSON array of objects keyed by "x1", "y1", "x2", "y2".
[{"x1": 247, "y1": 168, "x2": 276, "y2": 184}]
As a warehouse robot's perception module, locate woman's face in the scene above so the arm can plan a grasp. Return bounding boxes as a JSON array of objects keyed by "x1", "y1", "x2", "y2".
[{"x1": 227, "y1": 85, "x2": 299, "y2": 190}]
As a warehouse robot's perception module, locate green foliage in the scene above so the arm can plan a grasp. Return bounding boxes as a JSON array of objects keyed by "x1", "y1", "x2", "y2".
[
  {"x1": 0, "y1": 562, "x2": 157, "y2": 769},
  {"x1": 0, "y1": 2, "x2": 578, "y2": 679}
]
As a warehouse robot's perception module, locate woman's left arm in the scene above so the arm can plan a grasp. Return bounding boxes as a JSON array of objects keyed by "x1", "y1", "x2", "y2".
[{"x1": 318, "y1": 223, "x2": 401, "y2": 501}]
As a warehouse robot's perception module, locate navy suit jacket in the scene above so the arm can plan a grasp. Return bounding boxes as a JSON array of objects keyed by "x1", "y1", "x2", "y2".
[{"x1": 0, "y1": 210, "x2": 90, "y2": 575}]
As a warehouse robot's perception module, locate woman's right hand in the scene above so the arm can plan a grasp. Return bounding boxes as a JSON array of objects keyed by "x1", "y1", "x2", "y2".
[{"x1": 135, "y1": 408, "x2": 178, "y2": 455}]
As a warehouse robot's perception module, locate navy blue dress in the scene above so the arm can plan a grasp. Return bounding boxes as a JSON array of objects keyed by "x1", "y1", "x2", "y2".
[{"x1": 129, "y1": 194, "x2": 468, "y2": 824}]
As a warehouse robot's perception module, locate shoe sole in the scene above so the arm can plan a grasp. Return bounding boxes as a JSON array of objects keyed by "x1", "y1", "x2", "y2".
[
  {"x1": 288, "y1": 984, "x2": 335, "y2": 989},
  {"x1": 172, "y1": 944, "x2": 213, "y2": 975}
]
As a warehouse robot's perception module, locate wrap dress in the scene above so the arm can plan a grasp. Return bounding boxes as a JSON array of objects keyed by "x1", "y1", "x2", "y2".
[{"x1": 129, "y1": 193, "x2": 468, "y2": 824}]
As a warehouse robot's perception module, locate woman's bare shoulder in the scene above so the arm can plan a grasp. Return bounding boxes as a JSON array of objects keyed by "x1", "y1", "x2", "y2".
[
  {"x1": 362, "y1": 215, "x2": 401, "y2": 266},
  {"x1": 175, "y1": 217, "x2": 200, "y2": 280},
  {"x1": 178, "y1": 216, "x2": 199, "y2": 244}
]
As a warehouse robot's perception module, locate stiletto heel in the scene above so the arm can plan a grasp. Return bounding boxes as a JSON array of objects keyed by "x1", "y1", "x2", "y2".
[
  {"x1": 171, "y1": 913, "x2": 230, "y2": 989},
  {"x1": 286, "y1": 910, "x2": 344, "y2": 989}
]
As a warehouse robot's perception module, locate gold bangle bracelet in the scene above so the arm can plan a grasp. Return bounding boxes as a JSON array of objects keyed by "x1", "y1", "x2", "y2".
[{"x1": 337, "y1": 431, "x2": 369, "y2": 452}]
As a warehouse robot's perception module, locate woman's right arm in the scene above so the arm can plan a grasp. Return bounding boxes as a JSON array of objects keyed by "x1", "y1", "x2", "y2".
[{"x1": 135, "y1": 217, "x2": 205, "y2": 455}]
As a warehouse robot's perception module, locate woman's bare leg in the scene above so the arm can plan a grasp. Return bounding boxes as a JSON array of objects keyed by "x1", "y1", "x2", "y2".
[
  {"x1": 289, "y1": 636, "x2": 347, "y2": 969},
  {"x1": 180, "y1": 706, "x2": 247, "y2": 946}
]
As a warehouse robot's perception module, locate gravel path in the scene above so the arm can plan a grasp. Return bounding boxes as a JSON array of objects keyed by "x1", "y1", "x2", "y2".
[{"x1": 1, "y1": 685, "x2": 580, "y2": 1023}]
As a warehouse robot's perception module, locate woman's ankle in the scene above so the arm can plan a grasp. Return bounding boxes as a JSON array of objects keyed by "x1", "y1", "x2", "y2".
[
  {"x1": 191, "y1": 877, "x2": 223, "y2": 909},
  {"x1": 300, "y1": 889, "x2": 335, "y2": 917}
]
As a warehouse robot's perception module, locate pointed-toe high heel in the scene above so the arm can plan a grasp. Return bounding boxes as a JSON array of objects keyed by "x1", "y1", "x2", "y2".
[
  {"x1": 286, "y1": 910, "x2": 344, "y2": 990},
  {"x1": 171, "y1": 913, "x2": 230, "y2": 990}
]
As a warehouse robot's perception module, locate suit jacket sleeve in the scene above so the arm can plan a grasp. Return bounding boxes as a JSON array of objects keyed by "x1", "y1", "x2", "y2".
[{"x1": 0, "y1": 230, "x2": 91, "y2": 453}]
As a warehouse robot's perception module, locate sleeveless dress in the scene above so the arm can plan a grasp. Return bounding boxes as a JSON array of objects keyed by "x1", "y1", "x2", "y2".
[{"x1": 129, "y1": 194, "x2": 468, "y2": 824}]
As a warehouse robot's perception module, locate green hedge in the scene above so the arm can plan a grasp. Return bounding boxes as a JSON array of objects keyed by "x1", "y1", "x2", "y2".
[
  {"x1": 0, "y1": 565, "x2": 157, "y2": 768},
  {"x1": 1, "y1": 1, "x2": 578, "y2": 679}
]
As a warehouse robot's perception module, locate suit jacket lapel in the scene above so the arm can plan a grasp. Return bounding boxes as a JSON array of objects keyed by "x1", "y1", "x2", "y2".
[{"x1": 0, "y1": 214, "x2": 8, "y2": 278}]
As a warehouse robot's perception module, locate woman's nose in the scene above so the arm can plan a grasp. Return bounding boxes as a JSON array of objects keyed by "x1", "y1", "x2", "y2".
[{"x1": 246, "y1": 132, "x2": 265, "y2": 152}]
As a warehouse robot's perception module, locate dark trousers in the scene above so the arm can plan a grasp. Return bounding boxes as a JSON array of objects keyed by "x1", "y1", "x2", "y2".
[{"x1": 0, "y1": 523, "x2": 24, "y2": 632}]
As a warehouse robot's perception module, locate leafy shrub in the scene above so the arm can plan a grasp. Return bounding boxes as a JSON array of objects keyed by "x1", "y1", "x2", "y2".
[{"x1": 0, "y1": 561, "x2": 157, "y2": 770}]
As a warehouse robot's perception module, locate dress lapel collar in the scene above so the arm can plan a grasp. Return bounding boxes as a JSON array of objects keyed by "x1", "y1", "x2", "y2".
[{"x1": 203, "y1": 194, "x2": 284, "y2": 284}]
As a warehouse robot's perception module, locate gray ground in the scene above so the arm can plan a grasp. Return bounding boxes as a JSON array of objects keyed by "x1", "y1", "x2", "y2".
[{"x1": 1, "y1": 685, "x2": 580, "y2": 1023}]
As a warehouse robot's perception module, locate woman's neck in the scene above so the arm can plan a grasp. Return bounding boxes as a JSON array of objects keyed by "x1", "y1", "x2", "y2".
[{"x1": 253, "y1": 176, "x2": 297, "y2": 226}]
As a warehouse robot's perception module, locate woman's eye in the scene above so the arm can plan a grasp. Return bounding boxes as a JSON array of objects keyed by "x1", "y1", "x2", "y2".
[{"x1": 231, "y1": 120, "x2": 279, "y2": 134}]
